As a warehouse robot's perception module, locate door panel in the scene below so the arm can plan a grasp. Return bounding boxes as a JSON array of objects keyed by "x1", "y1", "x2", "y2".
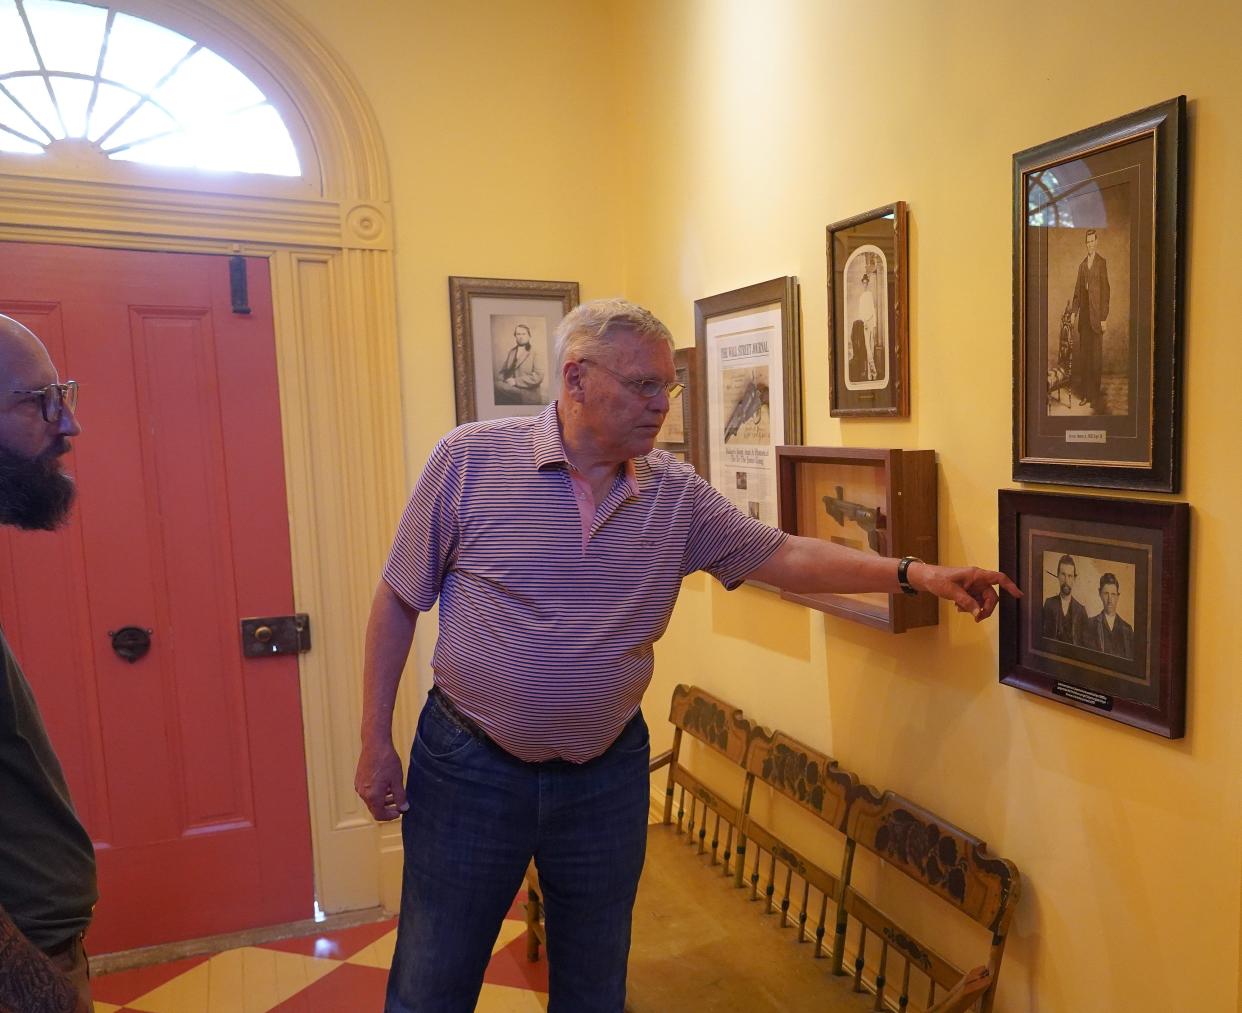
[{"x1": 0, "y1": 243, "x2": 313, "y2": 952}]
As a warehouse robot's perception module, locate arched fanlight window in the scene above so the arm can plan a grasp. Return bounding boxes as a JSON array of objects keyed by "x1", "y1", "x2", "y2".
[{"x1": 0, "y1": 0, "x2": 301, "y2": 176}]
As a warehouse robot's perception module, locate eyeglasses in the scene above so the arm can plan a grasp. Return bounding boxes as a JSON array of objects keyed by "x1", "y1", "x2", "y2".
[
  {"x1": 10, "y1": 380, "x2": 79, "y2": 423},
  {"x1": 579, "y1": 359, "x2": 684, "y2": 400}
]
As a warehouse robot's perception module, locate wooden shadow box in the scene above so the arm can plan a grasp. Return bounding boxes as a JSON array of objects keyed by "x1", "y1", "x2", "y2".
[{"x1": 776, "y1": 446, "x2": 938, "y2": 633}]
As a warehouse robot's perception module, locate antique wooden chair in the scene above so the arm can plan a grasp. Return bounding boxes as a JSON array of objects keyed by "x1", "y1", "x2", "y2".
[
  {"x1": 524, "y1": 689, "x2": 1020, "y2": 1013},
  {"x1": 839, "y1": 789, "x2": 1022, "y2": 1013},
  {"x1": 737, "y1": 726, "x2": 859, "y2": 961},
  {"x1": 658, "y1": 682, "x2": 755, "y2": 876}
]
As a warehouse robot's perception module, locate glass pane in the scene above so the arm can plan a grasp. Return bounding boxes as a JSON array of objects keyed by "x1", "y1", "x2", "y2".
[
  {"x1": 106, "y1": 128, "x2": 193, "y2": 169},
  {"x1": 192, "y1": 103, "x2": 299, "y2": 175},
  {"x1": 22, "y1": 0, "x2": 107, "y2": 76},
  {"x1": 0, "y1": 124, "x2": 43, "y2": 152},
  {"x1": 3, "y1": 74, "x2": 62, "y2": 138},
  {"x1": 100, "y1": 11, "x2": 193, "y2": 94},
  {"x1": 0, "y1": 2, "x2": 38, "y2": 77},
  {"x1": 98, "y1": 98, "x2": 173, "y2": 149},
  {"x1": 111, "y1": 104, "x2": 299, "y2": 176},
  {"x1": 86, "y1": 79, "x2": 137, "y2": 141},
  {"x1": 151, "y1": 47, "x2": 264, "y2": 125},
  {"x1": 0, "y1": 82, "x2": 49, "y2": 142},
  {"x1": 48, "y1": 73, "x2": 92, "y2": 136}
]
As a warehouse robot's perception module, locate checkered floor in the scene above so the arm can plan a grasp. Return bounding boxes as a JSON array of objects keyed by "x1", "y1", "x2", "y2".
[{"x1": 92, "y1": 894, "x2": 547, "y2": 1012}]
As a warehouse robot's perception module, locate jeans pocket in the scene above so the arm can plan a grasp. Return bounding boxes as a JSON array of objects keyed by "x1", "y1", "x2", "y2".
[
  {"x1": 415, "y1": 698, "x2": 478, "y2": 761},
  {"x1": 612, "y1": 712, "x2": 651, "y2": 757}
]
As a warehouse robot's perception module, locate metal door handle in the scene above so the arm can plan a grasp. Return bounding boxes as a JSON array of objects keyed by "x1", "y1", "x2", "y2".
[{"x1": 108, "y1": 626, "x2": 152, "y2": 663}]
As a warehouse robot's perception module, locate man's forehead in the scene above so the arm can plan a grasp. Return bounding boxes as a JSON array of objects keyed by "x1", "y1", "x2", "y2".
[{"x1": 0, "y1": 320, "x2": 54, "y2": 383}]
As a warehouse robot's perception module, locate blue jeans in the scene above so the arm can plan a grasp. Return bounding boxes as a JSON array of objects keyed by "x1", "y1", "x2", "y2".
[{"x1": 385, "y1": 690, "x2": 651, "y2": 1013}]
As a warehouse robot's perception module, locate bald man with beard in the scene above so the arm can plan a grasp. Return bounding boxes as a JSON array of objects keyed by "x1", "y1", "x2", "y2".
[{"x1": 0, "y1": 314, "x2": 94, "y2": 1013}]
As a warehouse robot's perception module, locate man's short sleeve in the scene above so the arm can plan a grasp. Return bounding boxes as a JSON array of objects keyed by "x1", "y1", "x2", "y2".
[
  {"x1": 382, "y1": 438, "x2": 461, "y2": 611},
  {"x1": 682, "y1": 475, "x2": 787, "y2": 590}
]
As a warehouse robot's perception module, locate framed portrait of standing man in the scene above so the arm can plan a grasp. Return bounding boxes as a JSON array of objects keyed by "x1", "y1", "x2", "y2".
[
  {"x1": 449, "y1": 276, "x2": 580, "y2": 423},
  {"x1": 1013, "y1": 97, "x2": 1186, "y2": 491},
  {"x1": 827, "y1": 202, "x2": 909, "y2": 418}
]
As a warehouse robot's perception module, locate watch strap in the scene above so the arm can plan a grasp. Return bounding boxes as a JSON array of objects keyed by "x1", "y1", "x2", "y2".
[{"x1": 897, "y1": 556, "x2": 921, "y2": 596}]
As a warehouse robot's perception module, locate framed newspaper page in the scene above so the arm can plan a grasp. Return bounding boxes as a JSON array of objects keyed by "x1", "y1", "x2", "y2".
[{"x1": 694, "y1": 277, "x2": 802, "y2": 534}]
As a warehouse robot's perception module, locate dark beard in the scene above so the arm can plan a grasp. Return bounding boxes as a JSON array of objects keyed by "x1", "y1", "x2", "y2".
[{"x1": 0, "y1": 441, "x2": 76, "y2": 530}]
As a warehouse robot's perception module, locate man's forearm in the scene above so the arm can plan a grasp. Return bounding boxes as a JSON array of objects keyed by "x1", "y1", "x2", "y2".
[
  {"x1": 746, "y1": 533, "x2": 1020, "y2": 621},
  {"x1": 0, "y1": 903, "x2": 76, "y2": 1013},
  {"x1": 748, "y1": 535, "x2": 912, "y2": 594},
  {"x1": 360, "y1": 580, "x2": 419, "y2": 746}
]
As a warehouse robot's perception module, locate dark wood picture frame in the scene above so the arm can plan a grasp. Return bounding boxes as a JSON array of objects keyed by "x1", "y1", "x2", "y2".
[
  {"x1": 693, "y1": 277, "x2": 802, "y2": 533},
  {"x1": 776, "y1": 446, "x2": 938, "y2": 633},
  {"x1": 449, "y1": 275, "x2": 579, "y2": 424},
  {"x1": 654, "y1": 347, "x2": 705, "y2": 474},
  {"x1": 1013, "y1": 96, "x2": 1186, "y2": 491},
  {"x1": 998, "y1": 489, "x2": 1189, "y2": 738},
  {"x1": 827, "y1": 202, "x2": 910, "y2": 417}
]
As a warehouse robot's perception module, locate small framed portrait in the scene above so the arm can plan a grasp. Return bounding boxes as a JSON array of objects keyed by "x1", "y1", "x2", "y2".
[
  {"x1": 694, "y1": 277, "x2": 803, "y2": 531},
  {"x1": 826, "y1": 202, "x2": 909, "y2": 417},
  {"x1": 449, "y1": 276, "x2": 579, "y2": 423},
  {"x1": 1013, "y1": 97, "x2": 1186, "y2": 491},
  {"x1": 998, "y1": 489, "x2": 1189, "y2": 737},
  {"x1": 654, "y1": 347, "x2": 705, "y2": 473}
]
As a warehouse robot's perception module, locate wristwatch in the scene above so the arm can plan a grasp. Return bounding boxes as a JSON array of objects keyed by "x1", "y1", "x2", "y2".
[{"x1": 896, "y1": 556, "x2": 922, "y2": 596}]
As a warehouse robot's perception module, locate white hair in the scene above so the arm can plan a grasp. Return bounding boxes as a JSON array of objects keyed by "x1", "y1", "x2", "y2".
[{"x1": 553, "y1": 297, "x2": 674, "y2": 372}]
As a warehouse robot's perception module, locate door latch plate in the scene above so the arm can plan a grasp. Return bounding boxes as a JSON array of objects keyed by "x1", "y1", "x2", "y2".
[{"x1": 240, "y1": 613, "x2": 311, "y2": 657}]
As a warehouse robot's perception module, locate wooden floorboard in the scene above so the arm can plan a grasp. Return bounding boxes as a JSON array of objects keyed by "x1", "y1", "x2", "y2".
[{"x1": 627, "y1": 826, "x2": 876, "y2": 1012}]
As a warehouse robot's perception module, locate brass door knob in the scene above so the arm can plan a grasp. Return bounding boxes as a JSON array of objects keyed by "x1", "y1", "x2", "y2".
[{"x1": 254, "y1": 625, "x2": 274, "y2": 644}]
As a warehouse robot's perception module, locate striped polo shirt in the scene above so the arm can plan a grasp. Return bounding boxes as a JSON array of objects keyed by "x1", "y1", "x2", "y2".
[{"x1": 383, "y1": 402, "x2": 786, "y2": 763}]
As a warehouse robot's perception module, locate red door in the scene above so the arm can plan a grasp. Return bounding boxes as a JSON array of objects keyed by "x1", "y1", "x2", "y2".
[{"x1": 0, "y1": 243, "x2": 314, "y2": 953}]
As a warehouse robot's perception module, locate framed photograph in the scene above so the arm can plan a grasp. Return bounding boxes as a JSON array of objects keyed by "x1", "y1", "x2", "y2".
[
  {"x1": 694, "y1": 277, "x2": 802, "y2": 530},
  {"x1": 1013, "y1": 96, "x2": 1186, "y2": 491},
  {"x1": 449, "y1": 276, "x2": 580, "y2": 424},
  {"x1": 654, "y1": 347, "x2": 705, "y2": 473},
  {"x1": 827, "y1": 202, "x2": 909, "y2": 417},
  {"x1": 776, "y1": 446, "x2": 937, "y2": 633},
  {"x1": 998, "y1": 489, "x2": 1189, "y2": 738}
]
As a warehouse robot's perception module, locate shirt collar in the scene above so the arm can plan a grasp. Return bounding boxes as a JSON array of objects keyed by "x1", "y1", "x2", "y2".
[{"x1": 532, "y1": 401, "x2": 641, "y2": 498}]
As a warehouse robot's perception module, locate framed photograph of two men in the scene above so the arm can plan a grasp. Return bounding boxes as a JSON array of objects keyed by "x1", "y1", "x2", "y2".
[
  {"x1": 998, "y1": 489, "x2": 1189, "y2": 738},
  {"x1": 827, "y1": 202, "x2": 909, "y2": 417},
  {"x1": 1013, "y1": 96, "x2": 1186, "y2": 492}
]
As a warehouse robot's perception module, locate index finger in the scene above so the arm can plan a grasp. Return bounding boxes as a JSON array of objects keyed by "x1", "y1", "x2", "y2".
[{"x1": 973, "y1": 569, "x2": 1022, "y2": 598}]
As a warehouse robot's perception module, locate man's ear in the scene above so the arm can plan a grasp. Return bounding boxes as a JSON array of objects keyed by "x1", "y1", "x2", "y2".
[{"x1": 562, "y1": 359, "x2": 587, "y2": 403}]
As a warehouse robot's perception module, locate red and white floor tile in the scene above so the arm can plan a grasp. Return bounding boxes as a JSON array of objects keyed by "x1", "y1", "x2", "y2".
[{"x1": 91, "y1": 895, "x2": 548, "y2": 1012}]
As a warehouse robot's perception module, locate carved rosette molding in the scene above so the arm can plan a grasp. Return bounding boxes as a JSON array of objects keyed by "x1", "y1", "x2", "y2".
[
  {"x1": 341, "y1": 202, "x2": 392, "y2": 250},
  {"x1": 0, "y1": 0, "x2": 403, "y2": 917}
]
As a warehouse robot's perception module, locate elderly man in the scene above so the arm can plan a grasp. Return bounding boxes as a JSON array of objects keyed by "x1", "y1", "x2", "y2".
[
  {"x1": 0, "y1": 315, "x2": 93, "y2": 1013},
  {"x1": 356, "y1": 298, "x2": 1018, "y2": 1012}
]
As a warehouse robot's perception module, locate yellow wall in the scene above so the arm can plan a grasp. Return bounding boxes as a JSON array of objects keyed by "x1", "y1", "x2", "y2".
[
  {"x1": 292, "y1": 0, "x2": 627, "y2": 474},
  {"x1": 620, "y1": 2, "x2": 1241, "y2": 1011},
  {"x1": 293, "y1": 1, "x2": 1239, "y2": 1009}
]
